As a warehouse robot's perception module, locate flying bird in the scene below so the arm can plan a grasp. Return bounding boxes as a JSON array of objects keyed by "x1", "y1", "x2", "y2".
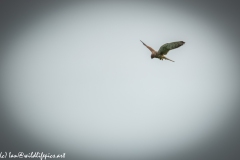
[{"x1": 140, "y1": 40, "x2": 185, "y2": 62}]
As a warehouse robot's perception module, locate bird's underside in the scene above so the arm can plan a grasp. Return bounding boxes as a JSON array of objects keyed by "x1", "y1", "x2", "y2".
[{"x1": 140, "y1": 40, "x2": 185, "y2": 62}]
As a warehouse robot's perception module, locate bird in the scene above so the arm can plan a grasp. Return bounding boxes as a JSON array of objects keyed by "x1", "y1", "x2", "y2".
[{"x1": 140, "y1": 40, "x2": 185, "y2": 62}]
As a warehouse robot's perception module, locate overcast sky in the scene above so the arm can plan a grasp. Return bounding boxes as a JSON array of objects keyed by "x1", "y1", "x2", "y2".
[{"x1": 0, "y1": 1, "x2": 240, "y2": 160}]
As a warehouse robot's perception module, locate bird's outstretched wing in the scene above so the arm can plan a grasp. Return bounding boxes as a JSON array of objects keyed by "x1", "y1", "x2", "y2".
[
  {"x1": 140, "y1": 40, "x2": 155, "y2": 52},
  {"x1": 158, "y1": 41, "x2": 185, "y2": 55}
]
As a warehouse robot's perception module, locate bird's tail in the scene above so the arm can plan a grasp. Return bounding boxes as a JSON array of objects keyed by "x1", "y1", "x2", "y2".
[{"x1": 163, "y1": 56, "x2": 175, "y2": 62}]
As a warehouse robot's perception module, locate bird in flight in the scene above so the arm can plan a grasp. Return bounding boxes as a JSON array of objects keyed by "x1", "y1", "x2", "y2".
[{"x1": 140, "y1": 40, "x2": 185, "y2": 62}]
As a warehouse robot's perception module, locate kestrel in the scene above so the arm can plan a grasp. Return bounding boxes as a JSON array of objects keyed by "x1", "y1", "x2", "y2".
[{"x1": 140, "y1": 40, "x2": 185, "y2": 62}]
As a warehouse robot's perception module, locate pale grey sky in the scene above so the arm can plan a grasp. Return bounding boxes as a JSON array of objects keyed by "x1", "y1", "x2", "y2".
[{"x1": 0, "y1": 1, "x2": 240, "y2": 160}]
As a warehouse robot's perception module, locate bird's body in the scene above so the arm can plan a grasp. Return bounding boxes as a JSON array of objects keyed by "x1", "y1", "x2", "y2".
[{"x1": 140, "y1": 40, "x2": 185, "y2": 62}]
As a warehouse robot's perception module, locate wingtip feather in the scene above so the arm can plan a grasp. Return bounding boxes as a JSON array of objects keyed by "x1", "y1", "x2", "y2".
[{"x1": 140, "y1": 40, "x2": 145, "y2": 45}]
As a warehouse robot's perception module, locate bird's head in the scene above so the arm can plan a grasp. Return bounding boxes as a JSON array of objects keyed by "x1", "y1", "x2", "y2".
[{"x1": 151, "y1": 54, "x2": 154, "y2": 59}]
